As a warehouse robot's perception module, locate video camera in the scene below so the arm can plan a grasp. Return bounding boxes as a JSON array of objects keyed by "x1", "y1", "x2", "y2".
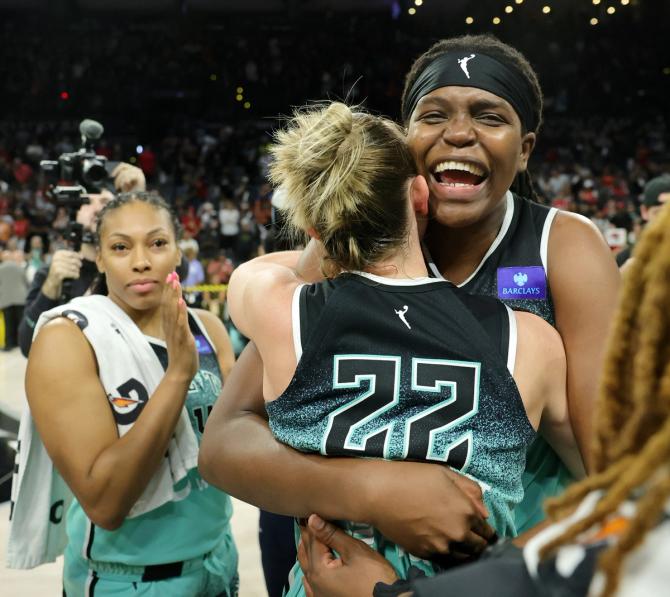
[
  {"x1": 40, "y1": 119, "x2": 112, "y2": 249},
  {"x1": 40, "y1": 119, "x2": 112, "y2": 300},
  {"x1": 41, "y1": 118, "x2": 109, "y2": 199}
]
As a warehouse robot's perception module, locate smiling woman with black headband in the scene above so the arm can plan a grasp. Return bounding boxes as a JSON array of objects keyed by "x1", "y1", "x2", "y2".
[
  {"x1": 401, "y1": 35, "x2": 621, "y2": 534},
  {"x1": 199, "y1": 33, "x2": 620, "y2": 579}
]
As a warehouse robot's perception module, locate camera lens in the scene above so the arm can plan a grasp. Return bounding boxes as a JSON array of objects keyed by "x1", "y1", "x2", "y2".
[{"x1": 82, "y1": 158, "x2": 107, "y2": 184}]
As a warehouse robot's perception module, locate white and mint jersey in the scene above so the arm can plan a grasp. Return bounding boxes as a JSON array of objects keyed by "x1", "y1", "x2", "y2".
[
  {"x1": 66, "y1": 312, "x2": 234, "y2": 568},
  {"x1": 266, "y1": 273, "x2": 535, "y2": 585}
]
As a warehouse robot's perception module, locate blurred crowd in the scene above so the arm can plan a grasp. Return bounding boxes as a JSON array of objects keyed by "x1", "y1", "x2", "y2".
[
  {"x1": 0, "y1": 12, "x2": 668, "y2": 348},
  {"x1": 2, "y1": 111, "x2": 667, "y2": 279}
]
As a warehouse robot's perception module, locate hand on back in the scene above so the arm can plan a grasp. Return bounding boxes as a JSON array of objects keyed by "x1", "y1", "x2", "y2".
[
  {"x1": 298, "y1": 514, "x2": 399, "y2": 597},
  {"x1": 367, "y1": 460, "x2": 495, "y2": 559}
]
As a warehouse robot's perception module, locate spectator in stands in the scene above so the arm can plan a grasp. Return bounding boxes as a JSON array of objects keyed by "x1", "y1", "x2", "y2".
[
  {"x1": 181, "y1": 205, "x2": 201, "y2": 238},
  {"x1": 0, "y1": 215, "x2": 13, "y2": 248},
  {"x1": 219, "y1": 197, "x2": 240, "y2": 251},
  {"x1": 203, "y1": 250, "x2": 234, "y2": 318},
  {"x1": 25, "y1": 235, "x2": 46, "y2": 284},
  {"x1": 253, "y1": 183, "x2": 273, "y2": 242},
  {"x1": 137, "y1": 144, "x2": 157, "y2": 182},
  {"x1": 198, "y1": 201, "x2": 217, "y2": 228},
  {"x1": 233, "y1": 216, "x2": 259, "y2": 264},
  {"x1": 12, "y1": 207, "x2": 29, "y2": 250},
  {"x1": 0, "y1": 249, "x2": 28, "y2": 351},
  {"x1": 618, "y1": 174, "x2": 670, "y2": 270},
  {"x1": 2, "y1": 237, "x2": 26, "y2": 265},
  {"x1": 12, "y1": 158, "x2": 33, "y2": 186},
  {"x1": 182, "y1": 245, "x2": 205, "y2": 307},
  {"x1": 198, "y1": 217, "x2": 222, "y2": 260}
]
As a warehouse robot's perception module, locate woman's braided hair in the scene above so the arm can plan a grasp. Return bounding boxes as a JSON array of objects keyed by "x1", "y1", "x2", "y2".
[{"x1": 539, "y1": 203, "x2": 670, "y2": 596}]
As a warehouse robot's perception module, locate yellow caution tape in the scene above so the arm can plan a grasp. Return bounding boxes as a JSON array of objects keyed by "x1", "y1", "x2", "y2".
[{"x1": 183, "y1": 284, "x2": 228, "y2": 292}]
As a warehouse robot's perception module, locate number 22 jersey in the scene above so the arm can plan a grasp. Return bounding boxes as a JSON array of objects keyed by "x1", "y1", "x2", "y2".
[{"x1": 266, "y1": 271, "x2": 536, "y2": 577}]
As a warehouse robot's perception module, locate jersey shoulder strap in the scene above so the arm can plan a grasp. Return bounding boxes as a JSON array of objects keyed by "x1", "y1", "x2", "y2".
[
  {"x1": 296, "y1": 278, "x2": 347, "y2": 355},
  {"x1": 512, "y1": 193, "x2": 559, "y2": 272},
  {"x1": 450, "y1": 288, "x2": 512, "y2": 369}
]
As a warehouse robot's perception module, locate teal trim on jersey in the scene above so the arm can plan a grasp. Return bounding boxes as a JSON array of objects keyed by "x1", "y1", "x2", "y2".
[
  {"x1": 322, "y1": 355, "x2": 401, "y2": 458},
  {"x1": 66, "y1": 476, "x2": 234, "y2": 566},
  {"x1": 407, "y1": 358, "x2": 481, "y2": 470},
  {"x1": 63, "y1": 532, "x2": 239, "y2": 597}
]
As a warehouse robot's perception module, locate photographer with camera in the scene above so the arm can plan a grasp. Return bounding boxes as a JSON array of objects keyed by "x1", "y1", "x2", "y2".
[{"x1": 18, "y1": 162, "x2": 145, "y2": 356}]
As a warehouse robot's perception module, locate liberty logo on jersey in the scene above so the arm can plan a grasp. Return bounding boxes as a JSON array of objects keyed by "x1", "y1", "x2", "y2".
[
  {"x1": 497, "y1": 266, "x2": 546, "y2": 300},
  {"x1": 394, "y1": 305, "x2": 411, "y2": 329}
]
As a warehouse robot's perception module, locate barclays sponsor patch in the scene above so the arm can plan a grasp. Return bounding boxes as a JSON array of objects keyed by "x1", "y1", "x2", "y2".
[{"x1": 497, "y1": 266, "x2": 546, "y2": 300}]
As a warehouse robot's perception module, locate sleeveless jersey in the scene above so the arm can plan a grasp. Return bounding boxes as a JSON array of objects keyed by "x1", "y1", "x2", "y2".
[
  {"x1": 266, "y1": 272, "x2": 535, "y2": 583},
  {"x1": 66, "y1": 312, "x2": 235, "y2": 567},
  {"x1": 426, "y1": 192, "x2": 558, "y2": 325},
  {"x1": 425, "y1": 191, "x2": 573, "y2": 533}
]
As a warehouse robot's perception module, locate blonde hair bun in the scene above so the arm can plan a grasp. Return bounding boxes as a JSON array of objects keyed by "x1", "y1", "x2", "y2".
[{"x1": 269, "y1": 102, "x2": 415, "y2": 276}]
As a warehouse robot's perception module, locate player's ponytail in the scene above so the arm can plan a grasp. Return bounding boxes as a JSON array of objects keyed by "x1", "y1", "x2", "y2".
[{"x1": 270, "y1": 102, "x2": 416, "y2": 277}]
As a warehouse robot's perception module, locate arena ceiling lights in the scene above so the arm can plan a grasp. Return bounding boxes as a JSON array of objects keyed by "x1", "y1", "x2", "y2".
[{"x1": 0, "y1": 0, "x2": 644, "y2": 19}]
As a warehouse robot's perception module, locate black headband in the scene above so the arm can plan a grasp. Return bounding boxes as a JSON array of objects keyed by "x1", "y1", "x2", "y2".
[{"x1": 403, "y1": 51, "x2": 538, "y2": 132}]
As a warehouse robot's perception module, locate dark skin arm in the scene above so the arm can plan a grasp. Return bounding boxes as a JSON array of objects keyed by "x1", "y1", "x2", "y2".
[
  {"x1": 298, "y1": 514, "x2": 401, "y2": 597},
  {"x1": 199, "y1": 342, "x2": 496, "y2": 559},
  {"x1": 548, "y1": 213, "x2": 621, "y2": 470},
  {"x1": 298, "y1": 515, "x2": 544, "y2": 597}
]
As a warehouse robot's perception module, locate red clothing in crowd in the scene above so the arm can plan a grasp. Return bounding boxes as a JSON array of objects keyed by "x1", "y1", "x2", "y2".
[
  {"x1": 13, "y1": 162, "x2": 33, "y2": 185},
  {"x1": 138, "y1": 148, "x2": 157, "y2": 177},
  {"x1": 181, "y1": 207, "x2": 201, "y2": 237},
  {"x1": 13, "y1": 217, "x2": 29, "y2": 240}
]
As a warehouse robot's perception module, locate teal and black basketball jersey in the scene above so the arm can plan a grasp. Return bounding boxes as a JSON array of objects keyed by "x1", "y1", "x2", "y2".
[
  {"x1": 266, "y1": 272, "x2": 535, "y2": 579},
  {"x1": 66, "y1": 311, "x2": 234, "y2": 567},
  {"x1": 425, "y1": 192, "x2": 558, "y2": 326},
  {"x1": 424, "y1": 191, "x2": 573, "y2": 533}
]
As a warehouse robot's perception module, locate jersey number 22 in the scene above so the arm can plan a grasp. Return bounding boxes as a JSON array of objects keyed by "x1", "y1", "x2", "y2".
[{"x1": 322, "y1": 355, "x2": 480, "y2": 471}]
